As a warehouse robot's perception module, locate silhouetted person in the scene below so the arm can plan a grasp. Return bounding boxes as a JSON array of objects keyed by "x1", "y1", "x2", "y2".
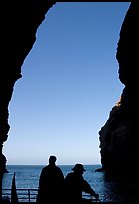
[
  {"x1": 37, "y1": 155, "x2": 64, "y2": 204},
  {"x1": 64, "y1": 163, "x2": 99, "y2": 204}
]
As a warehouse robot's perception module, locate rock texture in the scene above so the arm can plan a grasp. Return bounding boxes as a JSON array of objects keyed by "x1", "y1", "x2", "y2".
[
  {"x1": 99, "y1": 88, "x2": 131, "y2": 176},
  {"x1": 0, "y1": 0, "x2": 56, "y2": 179},
  {"x1": 99, "y1": 2, "x2": 139, "y2": 182}
]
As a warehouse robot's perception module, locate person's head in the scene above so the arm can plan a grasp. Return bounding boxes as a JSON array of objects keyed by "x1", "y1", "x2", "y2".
[
  {"x1": 49, "y1": 155, "x2": 57, "y2": 165},
  {"x1": 71, "y1": 163, "x2": 86, "y2": 175}
]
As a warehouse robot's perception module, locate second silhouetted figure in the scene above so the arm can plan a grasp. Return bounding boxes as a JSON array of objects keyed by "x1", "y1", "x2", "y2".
[{"x1": 64, "y1": 163, "x2": 99, "y2": 203}]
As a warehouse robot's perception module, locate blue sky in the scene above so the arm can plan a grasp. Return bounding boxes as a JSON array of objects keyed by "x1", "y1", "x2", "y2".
[{"x1": 3, "y1": 2, "x2": 130, "y2": 165}]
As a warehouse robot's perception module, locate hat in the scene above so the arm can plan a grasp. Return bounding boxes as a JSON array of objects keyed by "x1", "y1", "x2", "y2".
[{"x1": 71, "y1": 164, "x2": 86, "y2": 172}]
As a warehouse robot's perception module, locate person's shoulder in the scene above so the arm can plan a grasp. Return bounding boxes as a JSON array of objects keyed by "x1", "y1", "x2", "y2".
[
  {"x1": 65, "y1": 172, "x2": 73, "y2": 178},
  {"x1": 56, "y1": 166, "x2": 63, "y2": 172},
  {"x1": 41, "y1": 165, "x2": 49, "y2": 171},
  {"x1": 56, "y1": 165, "x2": 62, "y2": 169},
  {"x1": 43, "y1": 165, "x2": 48, "y2": 169}
]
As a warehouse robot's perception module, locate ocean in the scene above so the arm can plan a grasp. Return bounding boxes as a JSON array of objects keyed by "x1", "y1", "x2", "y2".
[{"x1": 2, "y1": 164, "x2": 135, "y2": 202}]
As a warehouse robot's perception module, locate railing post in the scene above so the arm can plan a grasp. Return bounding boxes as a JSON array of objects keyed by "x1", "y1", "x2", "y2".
[{"x1": 28, "y1": 189, "x2": 30, "y2": 202}]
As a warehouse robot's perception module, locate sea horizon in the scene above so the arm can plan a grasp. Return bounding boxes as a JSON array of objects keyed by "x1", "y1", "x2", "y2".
[{"x1": 6, "y1": 163, "x2": 101, "y2": 166}]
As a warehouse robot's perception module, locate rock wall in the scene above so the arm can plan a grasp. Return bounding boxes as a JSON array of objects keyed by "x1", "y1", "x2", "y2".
[
  {"x1": 99, "y1": 88, "x2": 131, "y2": 175},
  {"x1": 0, "y1": 0, "x2": 56, "y2": 177},
  {"x1": 99, "y1": 2, "x2": 139, "y2": 182}
]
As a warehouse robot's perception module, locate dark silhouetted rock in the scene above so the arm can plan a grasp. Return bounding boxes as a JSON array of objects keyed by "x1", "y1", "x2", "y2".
[
  {"x1": 0, "y1": 154, "x2": 9, "y2": 174},
  {"x1": 0, "y1": 0, "x2": 56, "y2": 173}
]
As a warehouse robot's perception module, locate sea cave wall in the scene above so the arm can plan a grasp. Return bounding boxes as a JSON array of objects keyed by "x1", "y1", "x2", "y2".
[
  {"x1": 0, "y1": 0, "x2": 56, "y2": 175},
  {"x1": 99, "y1": 2, "x2": 139, "y2": 180}
]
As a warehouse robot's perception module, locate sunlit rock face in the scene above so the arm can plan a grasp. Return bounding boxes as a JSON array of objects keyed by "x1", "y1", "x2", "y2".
[
  {"x1": 99, "y1": 88, "x2": 130, "y2": 175},
  {"x1": 0, "y1": 0, "x2": 56, "y2": 174},
  {"x1": 99, "y1": 2, "x2": 139, "y2": 181}
]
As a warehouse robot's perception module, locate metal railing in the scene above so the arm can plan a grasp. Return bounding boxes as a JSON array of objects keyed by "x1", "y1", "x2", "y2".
[
  {"x1": 2, "y1": 188, "x2": 38, "y2": 202},
  {"x1": 2, "y1": 189, "x2": 100, "y2": 203}
]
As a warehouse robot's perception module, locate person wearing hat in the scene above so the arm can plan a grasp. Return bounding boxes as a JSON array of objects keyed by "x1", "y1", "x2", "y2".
[
  {"x1": 64, "y1": 163, "x2": 99, "y2": 203},
  {"x1": 37, "y1": 155, "x2": 64, "y2": 204}
]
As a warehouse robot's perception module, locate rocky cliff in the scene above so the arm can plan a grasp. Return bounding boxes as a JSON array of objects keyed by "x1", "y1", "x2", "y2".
[
  {"x1": 0, "y1": 0, "x2": 56, "y2": 184},
  {"x1": 99, "y1": 2, "x2": 139, "y2": 183}
]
